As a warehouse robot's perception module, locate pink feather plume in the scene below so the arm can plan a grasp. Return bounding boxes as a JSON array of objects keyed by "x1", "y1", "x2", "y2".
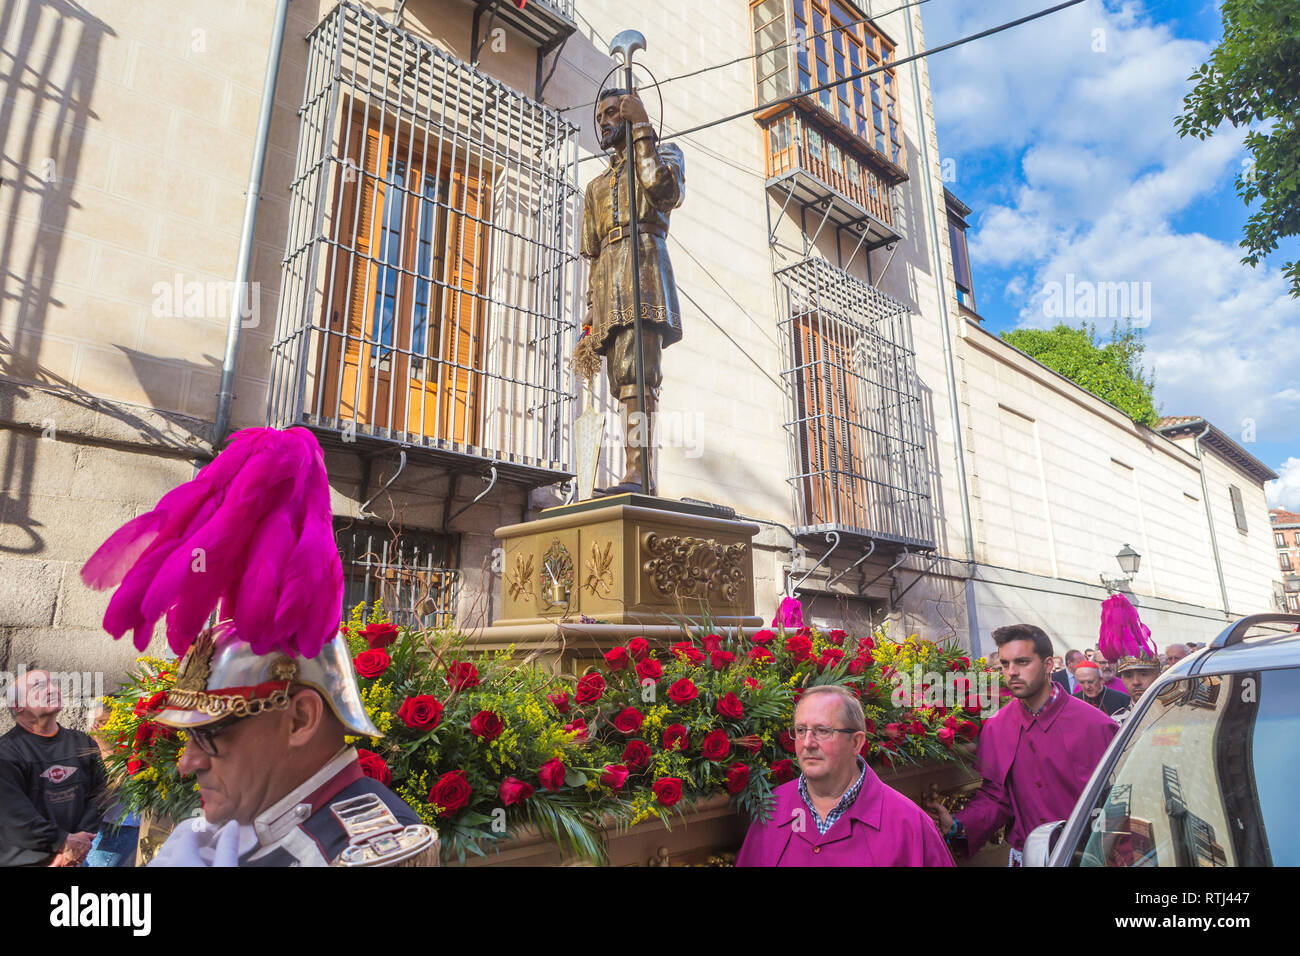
[
  {"x1": 81, "y1": 427, "x2": 343, "y2": 659},
  {"x1": 1098, "y1": 592, "x2": 1156, "y2": 663}
]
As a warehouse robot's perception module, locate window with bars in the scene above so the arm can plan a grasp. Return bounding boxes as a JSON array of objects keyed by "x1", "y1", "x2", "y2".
[
  {"x1": 776, "y1": 257, "x2": 934, "y2": 548},
  {"x1": 268, "y1": 3, "x2": 579, "y2": 481},
  {"x1": 336, "y1": 520, "x2": 460, "y2": 629}
]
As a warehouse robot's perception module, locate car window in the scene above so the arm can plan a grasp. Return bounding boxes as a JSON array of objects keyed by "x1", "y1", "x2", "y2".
[{"x1": 1070, "y1": 668, "x2": 1300, "y2": 866}]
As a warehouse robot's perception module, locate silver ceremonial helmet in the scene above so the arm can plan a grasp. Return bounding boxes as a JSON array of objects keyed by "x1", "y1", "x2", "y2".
[{"x1": 154, "y1": 619, "x2": 381, "y2": 737}]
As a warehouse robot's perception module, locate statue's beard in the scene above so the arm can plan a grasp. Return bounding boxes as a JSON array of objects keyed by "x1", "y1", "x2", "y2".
[{"x1": 600, "y1": 122, "x2": 626, "y2": 151}]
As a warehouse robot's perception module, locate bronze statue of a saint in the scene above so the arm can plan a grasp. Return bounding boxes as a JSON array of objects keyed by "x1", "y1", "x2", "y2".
[{"x1": 576, "y1": 87, "x2": 685, "y2": 495}]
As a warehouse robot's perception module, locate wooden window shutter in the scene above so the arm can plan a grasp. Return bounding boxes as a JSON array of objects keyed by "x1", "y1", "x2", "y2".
[{"x1": 1229, "y1": 484, "x2": 1247, "y2": 533}]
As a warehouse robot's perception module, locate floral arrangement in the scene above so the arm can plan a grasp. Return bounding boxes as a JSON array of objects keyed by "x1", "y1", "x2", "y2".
[
  {"x1": 95, "y1": 656, "x2": 199, "y2": 824},
  {"x1": 100, "y1": 598, "x2": 998, "y2": 865}
]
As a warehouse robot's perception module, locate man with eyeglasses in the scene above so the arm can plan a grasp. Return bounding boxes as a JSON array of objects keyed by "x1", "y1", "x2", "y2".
[
  {"x1": 80, "y1": 426, "x2": 436, "y2": 867},
  {"x1": 736, "y1": 684, "x2": 953, "y2": 866}
]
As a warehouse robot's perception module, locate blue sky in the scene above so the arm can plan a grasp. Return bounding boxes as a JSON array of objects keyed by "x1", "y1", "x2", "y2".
[{"x1": 923, "y1": 0, "x2": 1300, "y2": 509}]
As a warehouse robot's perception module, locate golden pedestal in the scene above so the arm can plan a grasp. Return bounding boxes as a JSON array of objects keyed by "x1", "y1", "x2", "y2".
[{"x1": 482, "y1": 494, "x2": 762, "y2": 654}]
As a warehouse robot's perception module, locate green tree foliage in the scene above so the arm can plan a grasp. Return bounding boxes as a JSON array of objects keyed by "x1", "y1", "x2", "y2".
[
  {"x1": 1000, "y1": 322, "x2": 1160, "y2": 426},
  {"x1": 1176, "y1": 0, "x2": 1300, "y2": 298}
]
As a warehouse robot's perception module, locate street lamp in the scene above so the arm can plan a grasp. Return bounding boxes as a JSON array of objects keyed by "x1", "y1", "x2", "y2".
[{"x1": 1101, "y1": 544, "x2": 1141, "y2": 592}]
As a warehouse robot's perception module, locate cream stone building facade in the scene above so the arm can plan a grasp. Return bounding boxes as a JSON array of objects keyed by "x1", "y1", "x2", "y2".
[{"x1": 0, "y1": 0, "x2": 1284, "y2": 694}]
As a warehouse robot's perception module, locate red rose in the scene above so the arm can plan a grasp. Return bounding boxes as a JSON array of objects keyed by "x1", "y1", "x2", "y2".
[
  {"x1": 828, "y1": 628, "x2": 847, "y2": 645},
  {"x1": 142, "y1": 691, "x2": 168, "y2": 715},
  {"x1": 564, "y1": 718, "x2": 588, "y2": 741},
  {"x1": 397, "y1": 694, "x2": 444, "y2": 731},
  {"x1": 751, "y1": 629, "x2": 776, "y2": 645},
  {"x1": 748, "y1": 647, "x2": 775, "y2": 664},
  {"x1": 446, "y1": 661, "x2": 479, "y2": 691},
  {"x1": 938, "y1": 725, "x2": 956, "y2": 749},
  {"x1": 622, "y1": 740, "x2": 652, "y2": 770},
  {"x1": 132, "y1": 699, "x2": 148, "y2": 718},
  {"x1": 652, "y1": 777, "x2": 683, "y2": 806},
  {"x1": 949, "y1": 656, "x2": 971, "y2": 671},
  {"x1": 636, "y1": 658, "x2": 663, "y2": 682},
  {"x1": 716, "y1": 692, "x2": 744, "y2": 720},
  {"x1": 670, "y1": 641, "x2": 705, "y2": 664},
  {"x1": 628, "y1": 637, "x2": 651, "y2": 661},
  {"x1": 574, "y1": 672, "x2": 606, "y2": 704},
  {"x1": 547, "y1": 691, "x2": 570, "y2": 714},
  {"x1": 957, "y1": 720, "x2": 979, "y2": 740},
  {"x1": 964, "y1": 695, "x2": 982, "y2": 715},
  {"x1": 743, "y1": 677, "x2": 760, "y2": 690},
  {"x1": 785, "y1": 635, "x2": 814, "y2": 662},
  {"x1": 771, "y1": 758, "x2": 797, "y2": 784},
  {"x1": 885, "y1": 722, "x2": 905, "y2": 741},
  {"x1": 667, "y1": 678, "x2": 698, "y2": 705},
  {"x1": 126, "y1": 757, "x2": 146, "y2": 775},
  {"x1": 604, "y1": 646, "x2": 630, "y2": 671},
  {"x1": 600, "y1": 764, "x2": 630, "y2": 790},
  {"x1": 662, "y1": 724, "x2": 689, "y2": 752},
  {"x1": 725, "y1": 763, "x2": 750, "y2": 794},
  {"x1": 428, "y1": 769, "x2": 472, "y2": 816},
  {"x1": 859, "y1": 740, "x2": 872, "y2": 760},
  {"x1": 819, "y1": 647, "x2": 845, "y2": 670},
  {"x1": 353, "y1": 649, "x2": 390, "y2": 679},
  {"x1": 864, "y1": 718, "x2": 876, "y2": 735},
  {"x1": 133, "y1": 723, "x2": 153, "y2": 750},
  {"x1": 778, "y1": 729, "x2": 796, "y2": 753},
  {"x1": 469, "y1": 709, "x2": 504, "y2": 741},
  {"x1": 701, "y1": 729, "x2": 731, "y2": 761},
  {"x1": 710, "y1": 650, "x2": 735, "y2": 671},
  {"x1": 861, "y1": 636, "x2": 876, "y2": 650},
  {"x1": 908, "y1": 719, "x2": 925, "y2": 736},
  {"x1": 736, "y1": 735, "x2": 762, "y2": 754},
  {"x1": 702, "y1": 633, "x2": 723, "y2": 655},
  {"x1": 848, "y1": 653, "x2": 873, "y2": 676},
  {"x1": 538, "y1": 757, "x2": 566, "y2": 792},
  {"x1": 499, "y1": 776, "x2": 535, "y2": 806},
  {"x1": 612, "y1": 706, "x2": 643, "y2": 733},
  {"x1": 357, "y1": 749, "x2": 392, "y2": 786},
  {"x1": 361, "y1": 622, "x2": 400, "y2": 649}
]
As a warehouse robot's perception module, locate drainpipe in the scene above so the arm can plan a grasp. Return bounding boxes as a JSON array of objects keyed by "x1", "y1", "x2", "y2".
[
  {"x1": 900, "y1": 9, "x2": 981, "y2": 646},
  {"x1": 1192, "y1": 422, "x2": 1231, "y2": 617},
  {"x1": 213, "y1": 0, "x2": 291, "y2": 449}
]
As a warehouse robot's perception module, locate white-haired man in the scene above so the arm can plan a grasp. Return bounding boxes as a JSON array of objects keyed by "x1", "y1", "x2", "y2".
[{"x1": 737, "y1": 685, "x2": 953, "y2": 866}]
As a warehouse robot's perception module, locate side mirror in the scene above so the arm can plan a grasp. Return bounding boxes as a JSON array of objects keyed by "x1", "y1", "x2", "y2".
[{"x1": 1022, "y1": 820, "x2": 1065, "y2": 867}]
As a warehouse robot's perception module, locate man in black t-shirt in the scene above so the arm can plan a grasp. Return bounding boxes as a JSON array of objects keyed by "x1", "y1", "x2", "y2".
[{"x1": 0, "y1": 669, "x2": 107, "y2": 866}]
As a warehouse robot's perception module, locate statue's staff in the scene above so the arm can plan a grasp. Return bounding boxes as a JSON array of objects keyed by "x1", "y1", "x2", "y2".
[{"x1": 610, "y1": 30, "x2": 650, "y2": 493}]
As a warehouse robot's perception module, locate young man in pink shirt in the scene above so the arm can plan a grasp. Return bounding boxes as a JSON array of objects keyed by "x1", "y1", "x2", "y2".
[{"x1": 928, "y1": 624, "x2": 1118, "y2": 866}]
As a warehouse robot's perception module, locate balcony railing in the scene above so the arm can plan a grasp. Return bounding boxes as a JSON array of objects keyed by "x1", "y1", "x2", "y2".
[
  {"x1": 267, "y1": 2, "x2": 580, "y2": 483},
  {"x1": 765, "y1": 106, "x2": 896, "y2": 229},
  {"x1": 776, "y1": 256, "x2": 934, "y2": 550}
]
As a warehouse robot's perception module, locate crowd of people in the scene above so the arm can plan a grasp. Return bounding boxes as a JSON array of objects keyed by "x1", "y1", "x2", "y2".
[{"x1": 1, "y1": 622, "x2": 1194, "y2": 868}]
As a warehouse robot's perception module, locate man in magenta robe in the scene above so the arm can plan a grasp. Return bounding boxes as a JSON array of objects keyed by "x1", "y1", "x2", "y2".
[
  {"x1": 736, "y1": 685, "x2": 953, "y2": 866},
  {"x1": 928, "y1": 624, "x2": 1118, "y2": 866}
]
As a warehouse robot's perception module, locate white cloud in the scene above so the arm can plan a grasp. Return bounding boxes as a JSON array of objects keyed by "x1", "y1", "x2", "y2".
[
  {"x1": 925, "y1": 0, "x2": 1300, "y2": 446},
  {"x1": 1268, "y1": 458, "x2": 1300, "y2": 510}
]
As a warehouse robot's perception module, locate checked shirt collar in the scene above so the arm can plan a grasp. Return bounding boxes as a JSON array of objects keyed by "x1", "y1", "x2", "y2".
[{"x1": 797, "y1": 756, "x2": 868, "y2": 836}]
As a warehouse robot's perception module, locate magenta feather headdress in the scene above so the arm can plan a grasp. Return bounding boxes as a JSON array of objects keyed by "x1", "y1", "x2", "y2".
[
  {"x1": 81, "y1": 427, "x2": 342, "y2": 659},
  {"x1": 1098, "y1": 592, "x2": 1156, "y2": 664}
]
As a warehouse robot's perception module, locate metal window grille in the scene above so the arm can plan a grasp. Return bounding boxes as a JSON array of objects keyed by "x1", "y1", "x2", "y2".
[
  {"x1": 776, "y1": 257, "x2": 934, "y2": 549},
  {"x1": 268, "y1": 2, "x2": 580, "y2": 482},
  {"x1": 336, "y1": 520, "x2": 460, "y2": 629}
]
